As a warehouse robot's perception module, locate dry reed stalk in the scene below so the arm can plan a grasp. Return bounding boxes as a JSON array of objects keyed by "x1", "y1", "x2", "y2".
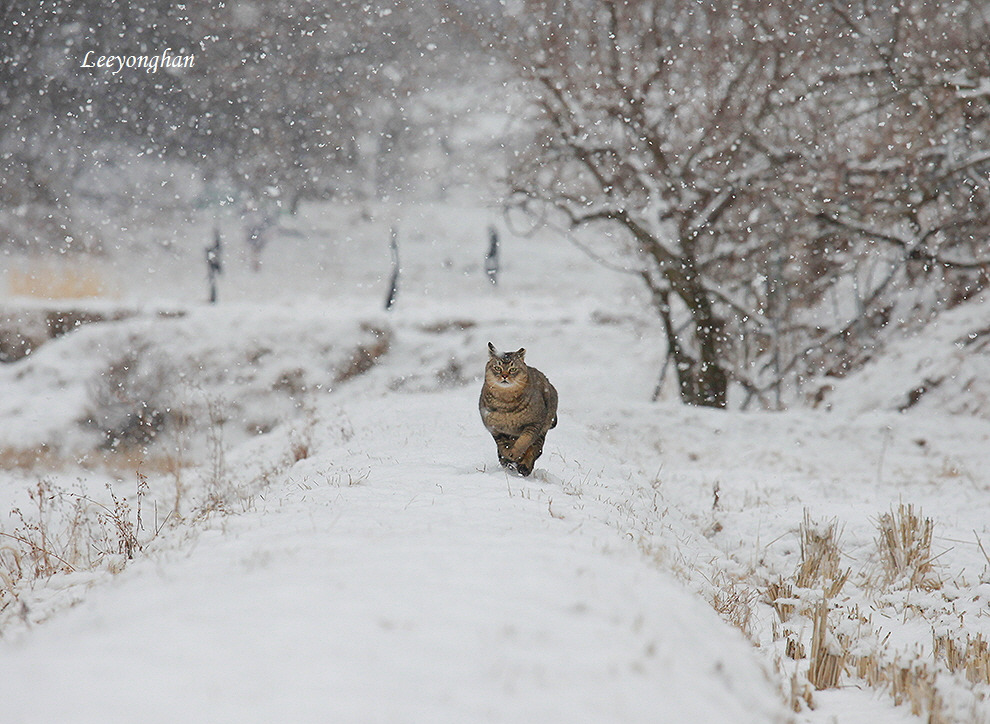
[
  {"x1": 808, "y1": 601, "x2": 846, "y2": 689},
  {"x1": 766, "y1": 577, "x2": 796, "y2": 622},
  {"x1": 789, "y1": 668, "x2": 815, "y2": 712},
  {"x1": 890, "y1": 661, "x2": 937, "y2": 717},
  {"x1": 796, "y1": 510, "x2": 850, "y2": 597},
  {"x1": 785, "y1": 633, "x2": 806, "y2": 661},
  {"x1": 875, "y1": 504, "x2": 941, "y2": 590},
  {"x1": 708, "y1": 571, "x2": 756, "y2": 637},
  {"x1": 934, "y1": 632, "x2": 990, "y2": 686},
  {"x1": 854, "y1": 651, "x2": 883, "y2": 685}
]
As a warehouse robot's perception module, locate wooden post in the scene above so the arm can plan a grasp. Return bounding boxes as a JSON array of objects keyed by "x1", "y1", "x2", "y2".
[
  {"x1": 485, "y1": 225, "x2": 499, "y2": 286},
  {"x1": 384, "y1": 227, "x2": 399, "y2": 310},
  {"x1": 206, "y1": 227, "x2": 222, "y2": 304}
]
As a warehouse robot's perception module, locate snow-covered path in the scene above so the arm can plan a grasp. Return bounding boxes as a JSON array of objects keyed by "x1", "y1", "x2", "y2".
[{"x1": 0, "y1": 391, "x2": 787, "y2": 723}]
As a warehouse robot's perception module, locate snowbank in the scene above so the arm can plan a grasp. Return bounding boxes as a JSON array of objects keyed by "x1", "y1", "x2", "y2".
[{"x1": 821, "y1": 293, "x2": 990, "y2": 419}]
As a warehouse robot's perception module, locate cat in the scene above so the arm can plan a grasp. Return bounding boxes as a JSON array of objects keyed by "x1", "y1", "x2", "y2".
[{"x1": 479, "y1": 342, "x2": 558, "y2": 476}]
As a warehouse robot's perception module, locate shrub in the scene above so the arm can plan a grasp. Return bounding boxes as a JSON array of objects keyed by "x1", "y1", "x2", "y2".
[{"x1": 83, "y1": 343, "x2": 184, "y2": 450}]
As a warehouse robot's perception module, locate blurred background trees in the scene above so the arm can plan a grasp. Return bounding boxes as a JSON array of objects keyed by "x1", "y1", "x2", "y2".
[{"x1": 0, "y1": 0, "x2": 453, "y2": 250}]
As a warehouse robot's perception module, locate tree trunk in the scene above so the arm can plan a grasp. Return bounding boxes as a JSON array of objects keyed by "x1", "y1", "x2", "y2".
[{"x1": 643, "y1": 271, "x2": 728, "y2": 408}]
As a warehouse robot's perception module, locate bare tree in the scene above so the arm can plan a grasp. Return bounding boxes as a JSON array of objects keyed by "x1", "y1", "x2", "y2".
[
  {"x1": 481, "y1": 0, "x2": 990, "y2": 408},
  {"x1": 811, "y1": 2, "x2": 990, "y2": 319},
  {"x1": 745, "y1": 0, "x2": 990, "y2": 393},
  {"x1": 484, "y1": 0, "x2": 824, "y2": 406}
]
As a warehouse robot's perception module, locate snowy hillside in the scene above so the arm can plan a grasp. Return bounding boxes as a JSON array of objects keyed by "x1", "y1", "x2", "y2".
[
  {"x1": 822, "y1": 292, "x2": 990, "y2": 420},
  {"x1": 1, "y1": 201, "x2": 989, "y2": 723}
]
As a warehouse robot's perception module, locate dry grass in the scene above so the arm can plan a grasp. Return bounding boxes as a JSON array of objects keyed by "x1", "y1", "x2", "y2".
[
  {"x1": 195, "y1": 397, "x2": 233, "y2": 516},
  {"x1": 0, "y1": 307, "x2": 125, "y2": 363},
  {"x1": 707, "y1": 570, "x2": 756, "y2": 637},
  {"x1": 775, "y1": 514, "x2": 849, "y2": 690},
  {"x1": 192, "y1": 398, "x2": 318, "y2": 519},
  {"x1": 6, "y1": 262, "x2": 111, "y2": 300},
  {"x1": 287, "y1": 404, "x2": 318, "y2": 465},
  {"x1": 766, "y1": 577, "x2": 797, "y2": 623},
  {"x1": 0, "y1": 444, "x2": 186, "y2": 477},
  {"x1": 808, "y1": 601, "x2": 846, "y2": 689},
  {"x1": 934, "y1": 632, "x2": 990, "y2": 686},
  {"x1": 0, "y1": 446, "x2": 63, "y2": 472},
  {"x1": 0, "y1": 474, "x2": 155, "y2": 605},
  {"x1": 788, "y1": 667, "x2": 815, "y2": 712},
  {"x1": 766, "y1": 511, "x2": 849, "y2": 626},
  {"x1": 755, "y1": 506, "x2": 987, "y2": 719},
  {"x1": 851, "y1": 653, "x2": 942, "y2": 719},
  {"x1": 334, "y1": 325, "x2": 391, "y2": 383},
  {"x1": 796, "y1": 511, "x2": 849, "y2": 595},
  {"x1": 875, "y1": 503, "x2": 942, "y2": 591},
  {"x1": 0, "y1": 405, "x2": 311, "y2": 624}
]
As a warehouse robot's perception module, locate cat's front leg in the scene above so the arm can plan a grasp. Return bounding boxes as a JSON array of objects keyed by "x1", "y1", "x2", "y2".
[
  {"x1": 508, "y1": 427, "x2": 538, "y2": 462},
  {"x1": 493, "y1": 434, "x2": 516, "y2": 467},
  {"x1": 516, "y1": 434, "x2": 546, "y2": 476}
]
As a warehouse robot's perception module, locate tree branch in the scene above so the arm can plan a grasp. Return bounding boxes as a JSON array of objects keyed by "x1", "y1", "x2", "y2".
[{"x1": 818, "y1": 211, "x2": 990, "y2": 270}]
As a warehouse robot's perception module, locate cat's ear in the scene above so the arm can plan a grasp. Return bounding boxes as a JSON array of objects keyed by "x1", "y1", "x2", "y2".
[
  {"x1": 488, "y1": 341, "x2": 499, "y2": 358},
  {"x1": 514, "y1": 348, "x2": 526, "y2": 361}
]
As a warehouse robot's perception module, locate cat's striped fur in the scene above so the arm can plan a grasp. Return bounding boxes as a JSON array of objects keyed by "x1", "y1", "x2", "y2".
[{"x1": 479, "y1": 342, "x2": 558, "y2": 477}]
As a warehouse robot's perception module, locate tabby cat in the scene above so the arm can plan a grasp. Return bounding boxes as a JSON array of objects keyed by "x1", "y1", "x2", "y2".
[{"x1": 479, "y1": 342, "x2": 558, "y2": 476}]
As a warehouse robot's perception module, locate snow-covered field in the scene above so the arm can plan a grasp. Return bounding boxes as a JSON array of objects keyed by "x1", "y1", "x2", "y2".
[{"x1": 0, "y1": 200, "x2": 988, "y2": 722}]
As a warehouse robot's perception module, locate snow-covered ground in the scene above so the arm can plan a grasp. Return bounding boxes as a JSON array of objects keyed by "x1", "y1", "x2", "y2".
[{"x1": 0, "y1": 200, "x2": 988, "y2": 722}]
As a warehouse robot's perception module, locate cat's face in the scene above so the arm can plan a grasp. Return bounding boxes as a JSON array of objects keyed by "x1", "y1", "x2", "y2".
[{"x1": 486, "y1": 343, "x2": 528, "y2": 388}]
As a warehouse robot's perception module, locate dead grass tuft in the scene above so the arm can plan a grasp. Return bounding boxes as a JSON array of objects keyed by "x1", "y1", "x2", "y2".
[
  {"x1": 766, "y1": 578, "x2": 797, "y2": 623},
  {"x1": 875, "y1": 504, "x2": 942, "y2": 591},
  {"x1": 708, "y1": 570, "x2": 756, "y2": 637},
  {"x1": 934, "y1": 632, "x2": 990, "y2": 686},
  {"x1": 83, "y1": 344, "x2": 185, "y2": 450},
  {"x1": 334, "y1": 326, "x2": 391, "y2": 384},
  {"x1": 0, "y1": 473, "x2": 156, "y2": 606},
  {"x1": 796, "y1": 511, "x2": 849, "y2": 595},
  {"x1": 766, "y1": 511, "x2": 849, "y2": 626},
  {"x1": 852, "y1": 653, "x2": 941, "y2": 719},
  {"x1": 788, "y1": 667, "x2": 815, "y2": 712},
  {"x1": 808, "y1": 601, "x2": 846, "y2": 689},
  {"x1": 288, "y1": 405, "x2": 317, "y2": 464}
]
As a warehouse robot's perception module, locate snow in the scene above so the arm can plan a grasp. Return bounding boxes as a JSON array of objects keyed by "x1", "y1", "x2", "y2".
[
  {"x1": 823, "y1": 292, "x2": 990, "y2": 419},
  {"x1": 0, "y1": 200, "x2": 988, "y2": 722},
  {"x1": 0, "y1": 303, "x2": 385, "y2": 454},
  {"x1": 0, "y1": 394, "x2": 787, "y2": 723}
]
